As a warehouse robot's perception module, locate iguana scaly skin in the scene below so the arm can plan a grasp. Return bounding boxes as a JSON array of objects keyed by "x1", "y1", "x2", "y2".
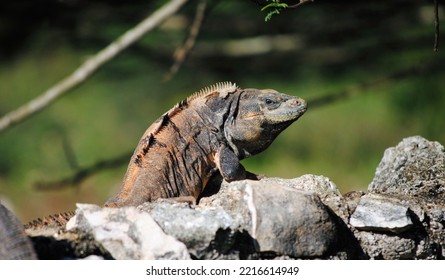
[
  {"x1": 24, "y1": 211, "x2": 75, "y2": 236},
  {"x1": 105, "y1": 82, "x2": 307, "y2": 207}
]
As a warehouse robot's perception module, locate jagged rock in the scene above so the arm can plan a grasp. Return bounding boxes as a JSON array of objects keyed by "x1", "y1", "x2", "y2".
[
  {"x1": 200, "y1": 178, "x2": 338, "y2": 258},
  {"x1": 368, "y1": 136, "x2": 445, "y2": 202},
  {"x1": 428, "y1": 207, "x2": 445, "y2": 257},
  {"x1": 354, "y1": 231, "x2": 417, "y2": 259},
  {"x1": 66, "y1": 204, "x2": 190, "y2": 260},
  {"x1": 138, "y1": 201, "x2": 245, "y2": 259},
  {"x1": 136, "y1": 176, "x2": 340, "y2": 259},
  {"x1": 0, "y1": 203, "x2": 37, "y2": 259},
  {"x1": 352, "y1": 136, "x2": 445, "y2": 259}
]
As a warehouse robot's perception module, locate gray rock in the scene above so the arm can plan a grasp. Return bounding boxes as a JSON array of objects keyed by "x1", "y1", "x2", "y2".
[
  {"x1": 201, "y1": 178, "x2": 338, "y2": 258},
  {"x1": 261, "y1": 175, "x2": 341, "y2": 196},
  {"x1": 138, "y1": 201, "x2": 240, "y2": 259},
  {"x1": 349, "y1": 194, "x2": 413, "y2": 233},
  {"x1": 354, "y1": 231, "x2": 416, "y2": 259},
  {"x1": 274, "y1": 175, "x2": 350, "y2": 224},
  {"x1": 354, "y1": 136, "x2": 445, "y2": 259},
  {"x1": 368, "y1": 136, "x2": 445, "y2": 202},
  {"x1": 66, "y1": 204, "x2": 190, "y2": 260},
  {"x1": 426, "y1": 206, "x2": 445, "y2": 257},
  {"x1": 0, "y1": 203, "x2": 37, "y2": 260}
]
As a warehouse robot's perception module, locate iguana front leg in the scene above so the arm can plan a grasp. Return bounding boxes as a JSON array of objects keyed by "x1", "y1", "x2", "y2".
[{"x1": 215, "y1": 144, "x2": 247, "y2": 182}]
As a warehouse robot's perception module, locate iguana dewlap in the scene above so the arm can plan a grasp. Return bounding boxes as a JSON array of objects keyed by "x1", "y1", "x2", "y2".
[{"x1": 105, "y1": 82, "x2": 307, "y2": 207}]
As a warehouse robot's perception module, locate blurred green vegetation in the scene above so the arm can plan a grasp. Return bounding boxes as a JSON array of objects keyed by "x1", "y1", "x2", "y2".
[{"x1": 0, "y1": 0, "x2": 444, "y2": 221}]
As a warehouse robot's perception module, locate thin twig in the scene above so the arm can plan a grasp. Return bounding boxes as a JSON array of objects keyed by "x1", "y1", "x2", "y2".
[
  {"x1": 434, "y1": 0, "x2": 440, "y2": 52},
  {"x1": 287, "y1": 0, "x2": 314, "y2": 9},
  {"x1": 164, "y1": 0, "x2": 207, "y2": 81},
  {"x1": 0, "y1": 0, "x2": 189, "y2": 133}
]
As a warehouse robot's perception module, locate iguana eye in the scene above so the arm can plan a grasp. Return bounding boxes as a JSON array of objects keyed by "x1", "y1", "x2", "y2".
[{"x1": 265, "y1": 98, "x2": 274, "y2": 105}]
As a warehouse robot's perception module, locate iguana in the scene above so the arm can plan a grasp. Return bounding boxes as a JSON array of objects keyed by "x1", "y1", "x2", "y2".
[{"x1": 105, "y1": 82, "x2": 307, "y2": 207}]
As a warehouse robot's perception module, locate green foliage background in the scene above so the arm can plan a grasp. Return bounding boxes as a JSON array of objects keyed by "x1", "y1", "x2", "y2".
[{"x1": 0, "y1": 0, "x2": 444, "y2": 221}]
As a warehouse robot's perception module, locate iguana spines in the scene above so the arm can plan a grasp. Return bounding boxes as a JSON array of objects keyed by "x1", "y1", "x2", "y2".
[
  {"x1": 187, "y1": 81, "x2": 238, "y2": 102},
  {"x1": 24, "y1": 211, "x2": 75, "y2": 237}
]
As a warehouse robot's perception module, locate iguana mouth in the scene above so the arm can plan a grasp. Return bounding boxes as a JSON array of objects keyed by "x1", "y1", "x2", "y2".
[{"x1": 266, "y1": 101, "x2": 307, "y2": 123}]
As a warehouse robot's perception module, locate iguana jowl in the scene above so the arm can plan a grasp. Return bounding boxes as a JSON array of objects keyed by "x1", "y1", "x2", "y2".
[{"x1": 105, "y1": 82, "x2": 307, "y2": 207}]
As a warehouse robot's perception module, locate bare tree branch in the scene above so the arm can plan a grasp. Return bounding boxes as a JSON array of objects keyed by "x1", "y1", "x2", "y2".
[
  {"x1": 165, "y1": 0, "x2": 207, "y2": 81},
  {"x1": 0, "y1": 0, "x2": 189, "y2": 133},
  {"x1": 287, "y1": 0, "x2": 314, "y2": 9}
]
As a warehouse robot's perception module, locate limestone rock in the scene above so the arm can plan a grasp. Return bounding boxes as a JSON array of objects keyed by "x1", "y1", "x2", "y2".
[
  {"x1": 368, "y1": 136, "x2": 445, "y2": 202},
  {"x1": 201, "y1": 178, "x2": 338, "y2": 258},
  {"x1": 66, "y1": 204, "x2": 190, "y2": 260},
  {"x1": 354, "y1": 136, "x2": 445, "y2": 259},
  {"x1": 354, "y1": 231, "x2": 416, "y2": 259},
  {"x1": 138, "y1": 201, "x2": 243, "y2": 259},
  {"x1": 276, "y1": 175, "x2": 350, "y2": 224},
  {"x1": 349, "y1": 194, "x2": 413, "y2": 233}
]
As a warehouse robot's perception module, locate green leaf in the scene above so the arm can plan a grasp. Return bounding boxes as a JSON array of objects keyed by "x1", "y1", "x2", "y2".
[{"x1": 261, "y1": 1, "x2": 288, "y2": 22}]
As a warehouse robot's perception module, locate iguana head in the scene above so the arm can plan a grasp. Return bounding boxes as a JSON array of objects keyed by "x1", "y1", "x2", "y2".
[{"x1": 225, "y1": 88, "x2": 307, "y2": 158}]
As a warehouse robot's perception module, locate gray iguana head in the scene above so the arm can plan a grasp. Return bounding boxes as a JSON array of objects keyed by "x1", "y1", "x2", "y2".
[{"x1": 224, "y1": 88, "x2": 307, "y2": 159}]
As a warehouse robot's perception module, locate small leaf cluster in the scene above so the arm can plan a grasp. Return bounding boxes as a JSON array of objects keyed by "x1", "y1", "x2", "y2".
[{"x1": 261, "y1": 0, "x2": 288, "y2": 22}]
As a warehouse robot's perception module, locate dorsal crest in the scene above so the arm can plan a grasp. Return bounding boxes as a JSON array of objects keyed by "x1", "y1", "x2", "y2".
[{"x1": 187, "y1": 82, "x2": 238, "y2": 103}]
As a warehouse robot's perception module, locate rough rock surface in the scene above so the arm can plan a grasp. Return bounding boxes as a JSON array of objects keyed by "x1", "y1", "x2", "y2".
[
  {"x1": 200, "y1": 179, "x2": 338, "y2": 258},
  {"x1": 0, "y1": 203, "x2": 37, "y2": 259},
  {"x1": 138, "y1": 201, "x2": 241, "y2": 259},
  {"x1": 2, "y1": 135, "x2": 445, "y2": 260},
  {"x1": 368, "y1": 135, "x2": 445, "y2": 201},
  {"x1": 349, "y1": 194, "x2": 413, "y2": 233},
  {"x1": 352, "y1": 136, "x2": 445, "y2": 259},
  {"x1": 66, "y1": 204, "x2": 190, "y2": 260}
]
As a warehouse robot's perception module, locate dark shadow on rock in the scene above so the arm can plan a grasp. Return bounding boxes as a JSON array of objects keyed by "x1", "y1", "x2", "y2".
[
  {"x1": 191, "y1": 228, "x2": 258, "y2": 260},
  {"x1": 198, "y1": 173, "x2": 224, "y2": 202},
  {"x1": 326, "y1": 208, "x2": 368, "y2": 260},
  {"x1": 30, "y1": 235, "x2": 113, "y2": 260}
]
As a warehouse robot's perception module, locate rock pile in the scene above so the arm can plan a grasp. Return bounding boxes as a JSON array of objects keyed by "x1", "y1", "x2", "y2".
[{"x1": 1, "y1": 136, "x2": 444, "y2": 259}]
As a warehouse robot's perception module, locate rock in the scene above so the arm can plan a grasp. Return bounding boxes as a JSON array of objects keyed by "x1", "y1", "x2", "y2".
[
  {"x1": 425, "y1": 206, "x2": 445, "y2": 257},
  {"x1": 260, "y1": 175, "x2": 341, "y2": 196},
  {"x1": 352, "y1": 136, "x2": 445, "y2": 259},
  {"x1": 274, "y1": 175, "x2": 350, "y2": 224},
  {"x1": 138, "y1": 176, "x2": 340, "y2": 259},
  {"x1": 66, "y1": 204, "x2": 190, "y2": 260},
  {"x1": 200, "y1": 178, "x2": 338, "y2": 258},
  {"x1": 0, "y1": 203, "x2": 37, "y2": 260},
  {"x1": 349, "y1": 194, "x2": 413, "y2": 233},
  {"x1": 138, "y1": 201, "x2": 244, "y2": 259},
  {"x1": 368, "y1": 136, "x2": 445, "y2": 202},
  {"x1": 14, "y1": 136, "x2": 445, "y2": 260},
  {"x1": 354, "y1": 231, "x2": 417, "y2": 259}
]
